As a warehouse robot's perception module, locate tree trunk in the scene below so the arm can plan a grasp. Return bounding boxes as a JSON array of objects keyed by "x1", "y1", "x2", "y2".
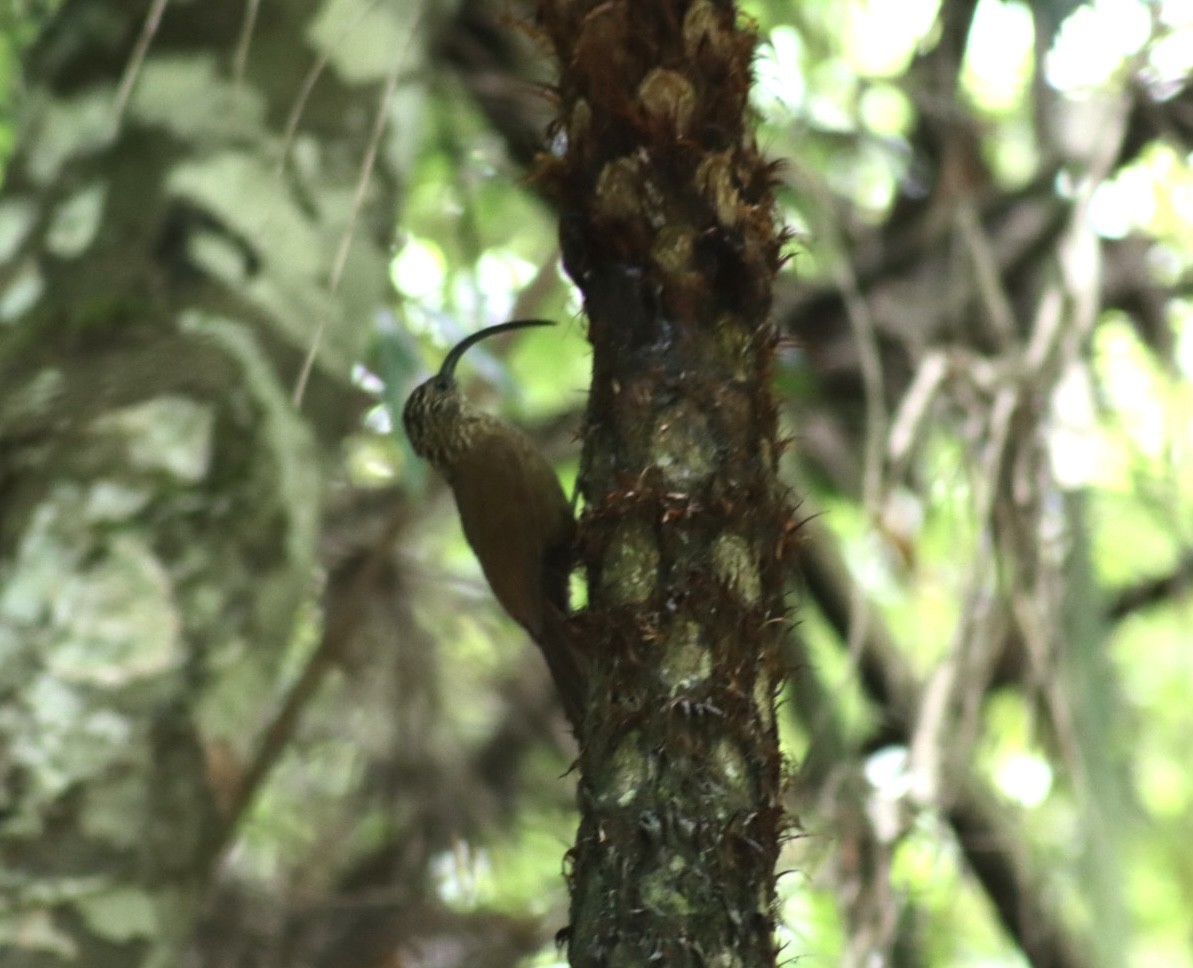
[
  {"x1": 534, "y1": 2, "x2": 792, "y2": 965},
  {"x1": 0, "y1": 1, "x2": 406, "y2": 963}
]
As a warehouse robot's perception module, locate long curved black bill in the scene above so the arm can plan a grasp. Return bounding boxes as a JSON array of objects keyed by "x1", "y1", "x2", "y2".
[{"x1": 438, "y1": 319, "x2": 555, "y2": 380}]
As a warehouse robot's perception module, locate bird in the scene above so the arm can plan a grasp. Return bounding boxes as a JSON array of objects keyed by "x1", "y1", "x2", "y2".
[{"x1": 403, "y1": 319, "x2": 586, "y2": 729}]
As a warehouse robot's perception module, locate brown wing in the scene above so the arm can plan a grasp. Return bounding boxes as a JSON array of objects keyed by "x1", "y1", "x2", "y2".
[{"x1": 447, "y1": 427, "x2": 573, "y2": 638}]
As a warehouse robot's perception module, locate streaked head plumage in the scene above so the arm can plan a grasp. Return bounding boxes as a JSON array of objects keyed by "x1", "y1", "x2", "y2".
[{"x1": 402, "y1": 319, "x2": 555, "y2": 470}]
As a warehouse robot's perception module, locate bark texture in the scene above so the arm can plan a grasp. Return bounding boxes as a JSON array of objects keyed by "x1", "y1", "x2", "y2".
[{"x1": 534, "y1": 2, "x2": 792, "y2": 965}]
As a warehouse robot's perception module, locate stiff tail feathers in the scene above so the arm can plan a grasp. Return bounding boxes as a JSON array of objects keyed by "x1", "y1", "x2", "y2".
[{"x1": 537, "y1": 605, "x2": 587, "y2": 733}]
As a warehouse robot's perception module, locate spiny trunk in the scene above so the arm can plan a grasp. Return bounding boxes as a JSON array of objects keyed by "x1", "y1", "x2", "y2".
[{"x1": 534, "y1": 2, "x2": 795, "y2": 965}]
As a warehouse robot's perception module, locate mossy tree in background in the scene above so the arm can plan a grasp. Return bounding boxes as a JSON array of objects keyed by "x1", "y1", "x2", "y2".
[{"x1": 0, "y1": 0, "x2": 406, "y2": 962}]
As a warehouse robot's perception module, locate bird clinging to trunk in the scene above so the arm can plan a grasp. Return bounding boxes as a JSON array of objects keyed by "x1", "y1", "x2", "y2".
[{"x1": 403, "y1": 320, "x2": 586, "y2": 730}]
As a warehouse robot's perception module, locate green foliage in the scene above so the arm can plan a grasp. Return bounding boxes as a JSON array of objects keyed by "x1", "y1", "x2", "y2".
[
  {"x1": 206, "y1": 0, "x2": 1193, "y2": 958},
  {"x1": 355, "y1": 1, "x2": 1193, "y2": 962},
  {"x1": 0, "y1": 0, "x2": 65, "y2": 178},
  {"x1": 7, "y1": 0, "x2": 1189, "y2": 963}
]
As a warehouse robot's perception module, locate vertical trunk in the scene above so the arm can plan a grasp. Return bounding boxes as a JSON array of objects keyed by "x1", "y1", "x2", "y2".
[{"x1": 535, "y1": 2, "x2": 793, "y2": 965}]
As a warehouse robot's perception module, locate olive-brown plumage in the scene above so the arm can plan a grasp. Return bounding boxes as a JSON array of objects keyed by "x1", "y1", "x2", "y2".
[{"x1": 403, "y1": 320, "x2": 585, "y2": 728}]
